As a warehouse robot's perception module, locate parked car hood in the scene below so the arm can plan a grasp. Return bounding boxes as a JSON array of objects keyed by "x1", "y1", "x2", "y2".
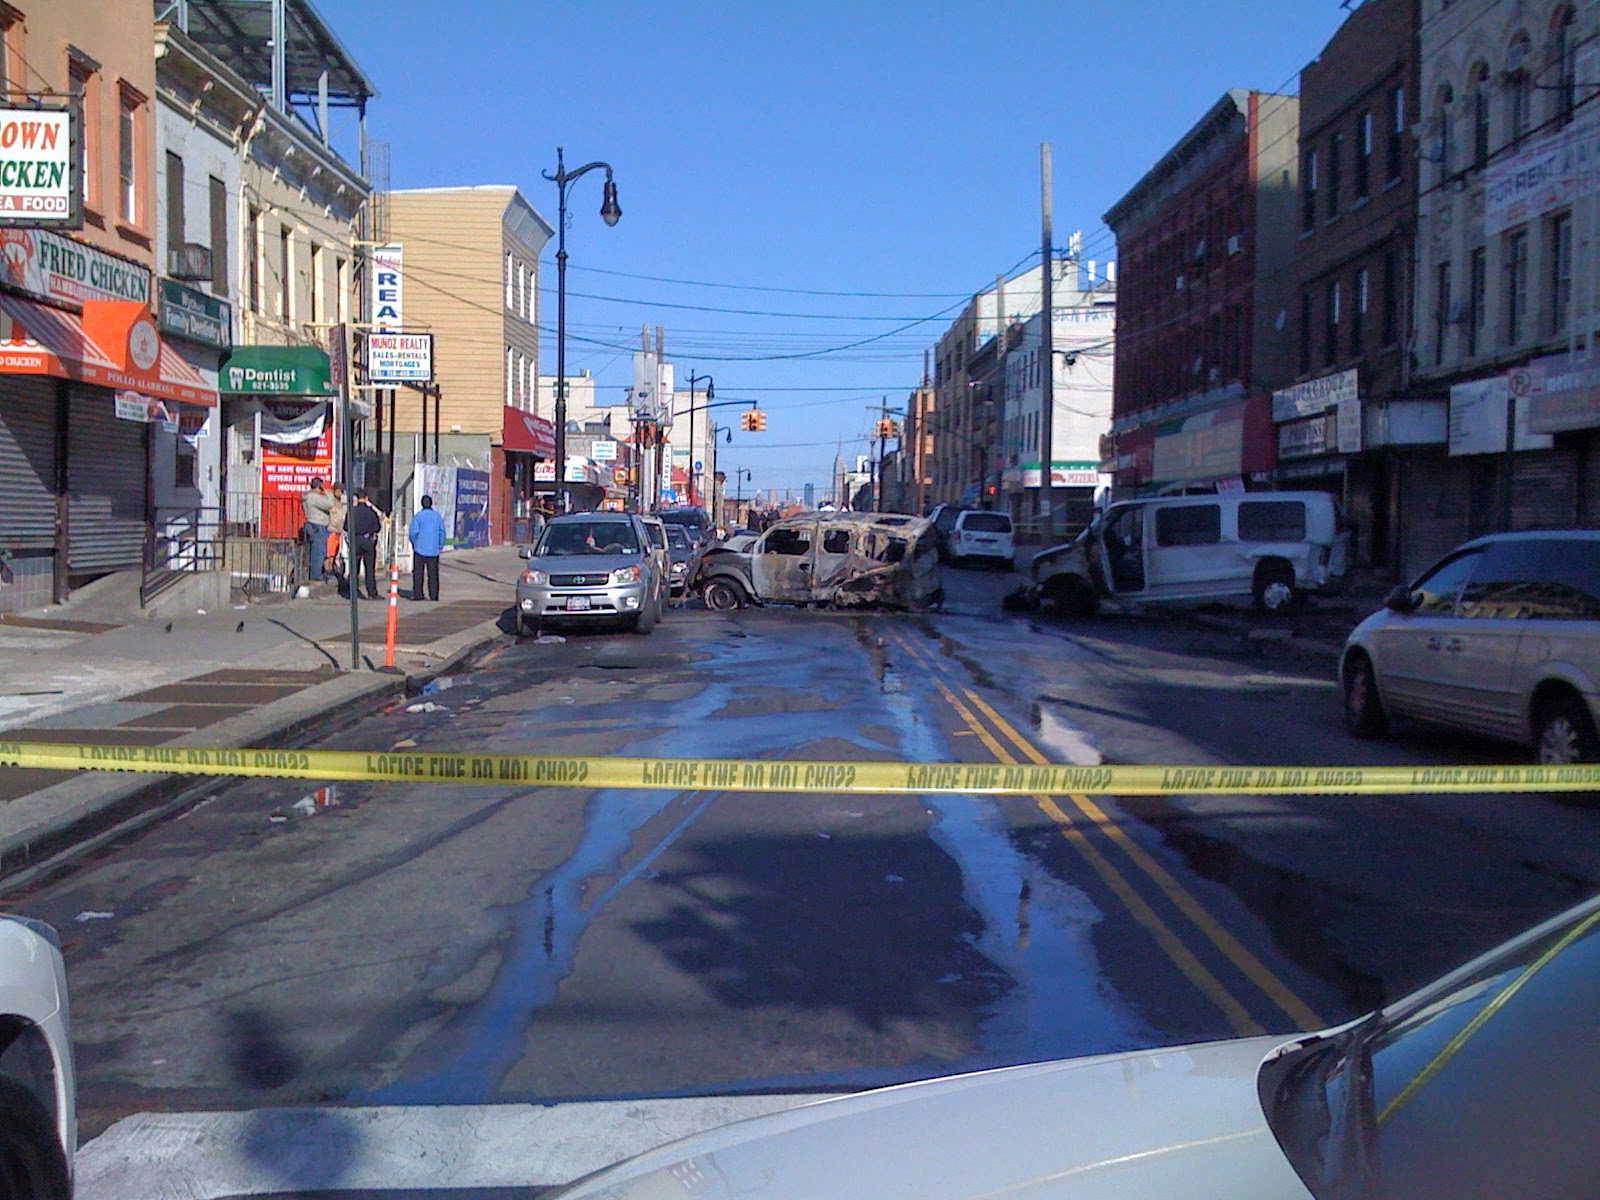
[
  {"x1": 551, "y1": 1036, "x2": 1313, "y2": 1200},
  {"x1": 525, "y1": 553, "x2": 645, "y2": 577}
]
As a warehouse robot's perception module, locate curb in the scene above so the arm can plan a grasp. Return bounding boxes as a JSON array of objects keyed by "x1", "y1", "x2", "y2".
[{"x1": 0, "y1": 616, "x2": 510, "y2": 895}]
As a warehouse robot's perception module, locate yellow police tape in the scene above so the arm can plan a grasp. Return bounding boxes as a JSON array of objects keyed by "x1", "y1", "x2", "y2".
[{"x1": 3, "y1": 740, "x2": 1599, "y2": 796}]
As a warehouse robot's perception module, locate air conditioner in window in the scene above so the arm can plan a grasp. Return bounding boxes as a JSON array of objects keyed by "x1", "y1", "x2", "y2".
[
  {"x1": 168, "y1": 243, "x2": 213, "y2": 281},
  {"x1": 1175, "y1": 275, "x2": 1186, "y2": 291},
  {"x1": 1226, "y1": 235, "x2": 1243, "y2": 255}
]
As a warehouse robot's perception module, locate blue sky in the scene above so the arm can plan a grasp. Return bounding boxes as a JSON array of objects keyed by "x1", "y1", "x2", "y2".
[{"x1": 315, "y1": 0, "x2": 1353, "y2": 500}]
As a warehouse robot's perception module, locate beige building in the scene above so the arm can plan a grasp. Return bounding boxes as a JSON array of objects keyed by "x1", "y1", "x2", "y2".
[{"x1": 385, "y1": 187, "x2": 553, "y2": 539}]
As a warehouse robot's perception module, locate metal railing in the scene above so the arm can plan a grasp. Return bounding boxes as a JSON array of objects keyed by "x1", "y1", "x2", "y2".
[{"x1": 141, "y1": 505, "x2": 226, "y2": 607}]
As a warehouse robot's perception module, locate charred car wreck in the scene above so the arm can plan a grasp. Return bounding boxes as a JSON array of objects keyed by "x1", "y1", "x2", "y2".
[{"x1": 691, "y1": 512, "x2": 943, "y2": 611}]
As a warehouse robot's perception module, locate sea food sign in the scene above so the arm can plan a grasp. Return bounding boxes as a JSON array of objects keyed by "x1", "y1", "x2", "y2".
[{"x1": 0, "y1": 106, "x2": 77, "y2": 226}]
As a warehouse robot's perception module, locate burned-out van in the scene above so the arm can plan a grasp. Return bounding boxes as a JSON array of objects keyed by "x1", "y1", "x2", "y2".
[
  {"x1": 1025, "y1": 491, "x2": 1348, "y2": 616},
  {"x1": 691, "y1": 511, "x2": 942, "y2": 611}
]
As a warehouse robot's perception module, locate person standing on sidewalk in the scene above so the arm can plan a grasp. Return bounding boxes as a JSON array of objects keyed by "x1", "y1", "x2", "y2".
[
  {"x1": 301, "y1": 477, "x2": 333, "y2": 581},
  {"x1": 408, "y1": 495, "x2": 446, "y2": 601},
  {"x1": 349, "y1": 489, "x2": 385, "y2": 599},
  {"x1": 324, "y1": 484, "x2": 349, "y2": 583}
]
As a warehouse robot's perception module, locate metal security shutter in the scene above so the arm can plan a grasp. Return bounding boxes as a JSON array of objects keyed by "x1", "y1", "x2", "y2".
[
  {"x1": 1398, "y1": 451, "x2": 1476, "y2": 579},
  {"x1": 1512, "y1": 446, "x2": 1578, "y2": 529},
  {"x1": 68, "y1": 386, "x2": 146, "y2": 572},
  {"x1": 0, "y1": 378, "x2": 57, "y2": 550}
]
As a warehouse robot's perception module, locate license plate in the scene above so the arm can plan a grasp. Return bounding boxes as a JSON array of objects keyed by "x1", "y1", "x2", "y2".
[{"x1": 565, "y1": 596, "x2": 592, "y2": 611}]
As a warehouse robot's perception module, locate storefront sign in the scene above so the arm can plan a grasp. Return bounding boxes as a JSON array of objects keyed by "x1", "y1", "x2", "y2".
[
  {"x1": 220, "y1": 346, "x2": 334, "y2": 395},
  {"x1": 592, "y1": 439, "x2": 617, "y2": 462},
  {"x1": 370, "y1": 244, "x2": 402, "y2": 331},
  {"x1": 1272, "y1": 368, "x2": 1359, "y2": 423},
  {"x1": 157, "y1": 278, "x2": 231, "y2": 349},
  {"x1": 0, "y1": 107, "x2": 76, "y2": 225},
  {"x1": 453, "y1": 469, "x2": 490, "y2": 548},
  {"x1": 1019, "y1": 461, "x2": 1105, "y2": 488},
  {"x1": 1336, "y1": 397, "x2": 1363, "y2": 454},
  {"x1": 1278, "y1": 413, "x2": 1334, "y2": 460},
  {"x1": 1449, "y1": 376, "x2": 1554, "y2": 455},
  {"x1": 1524, "y1": 351, "x2": 1600, "y2": 435},
  {"x1": 365, "y1": 332, "x2": 433, "y2": 383},
  {"x1": 0, "y1": 227, "x2": 150, "y2": 304}
]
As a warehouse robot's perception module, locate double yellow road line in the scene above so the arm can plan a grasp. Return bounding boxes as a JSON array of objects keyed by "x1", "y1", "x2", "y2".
[{"x1": 887, "y1": 629, "x2": 1324, "y2": 1036}]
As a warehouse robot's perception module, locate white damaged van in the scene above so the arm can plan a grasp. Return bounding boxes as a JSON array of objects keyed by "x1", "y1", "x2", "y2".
[{"x1": 1026, "y1": 491, "x2": 1348, "y2": 616}]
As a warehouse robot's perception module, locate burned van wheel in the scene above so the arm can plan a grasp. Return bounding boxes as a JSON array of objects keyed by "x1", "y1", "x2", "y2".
[{"x1": 702, "y1": 578, "x2": 747, "y2": 612}]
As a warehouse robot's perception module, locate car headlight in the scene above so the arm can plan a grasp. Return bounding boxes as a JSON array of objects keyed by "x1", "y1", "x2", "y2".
[
  {"x1": 671, "y1": 562, "x2": 687, "y2": 577},
  {"x1": 611, "y1": 564, "x2": 641, "y2": 585},
  {"x1": 520, "y1": 568, "x2": 547, "y2": 585}
]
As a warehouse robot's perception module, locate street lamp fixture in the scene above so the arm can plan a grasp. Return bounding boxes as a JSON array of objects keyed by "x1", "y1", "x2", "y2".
[
  {"x1": 685, "y1": 370, "x2": 714, "y2": 506},
  {"x1": 544, "y1": 146, "x2": 620, "y2": 513}
]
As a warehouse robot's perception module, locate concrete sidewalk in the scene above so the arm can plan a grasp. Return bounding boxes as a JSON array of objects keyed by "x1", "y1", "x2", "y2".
[{"x1": 0, "y1": 545, "x2": 525, "y2": 888}]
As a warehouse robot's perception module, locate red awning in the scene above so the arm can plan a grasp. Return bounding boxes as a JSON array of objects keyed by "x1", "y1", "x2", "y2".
[
  {"x1": 0, "y1": 294, "x2": 217, "y2": 406},
  {"x1": 503, "y1": 404, "x2": 555, "y2": 457}
]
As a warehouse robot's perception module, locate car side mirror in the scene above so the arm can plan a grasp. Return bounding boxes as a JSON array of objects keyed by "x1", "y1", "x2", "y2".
[
  {"x1": 1383, "y1": 584, "x2": 1416, "y2": 614},
  {"x1": 518, "y1": 546, "x2": 533, "y2": 560}
]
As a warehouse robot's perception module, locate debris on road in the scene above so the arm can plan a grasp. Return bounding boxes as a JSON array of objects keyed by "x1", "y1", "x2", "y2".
[{"x1": 75, "y1": 911, "x2": 114, "y2": 922}]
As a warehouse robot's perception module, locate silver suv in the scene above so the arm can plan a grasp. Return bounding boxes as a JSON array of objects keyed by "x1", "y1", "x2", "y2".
[
  {"x1": 517, "y1": 512, "x2": 667, "y2": 636},
  {"x1": 1341, "y1": 530, "x2": 1600, "y2": 763}
]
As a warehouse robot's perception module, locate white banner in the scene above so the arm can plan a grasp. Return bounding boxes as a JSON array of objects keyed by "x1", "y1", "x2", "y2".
[
  {"x1": 1485, "y1": 123, "x2": 1600, "y2": 235},
  {"x1": 0, "y1": 108, "x2": 75, "y2": 223},
  {"x1": 370, "y1": 244, "x2": 403, "y2": 331}
]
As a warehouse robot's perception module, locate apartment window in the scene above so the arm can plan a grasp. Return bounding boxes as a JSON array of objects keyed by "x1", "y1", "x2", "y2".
[
  {"x1": 0, "y1": 10, "x2": 19, "y2": 94},
  {"x1": 1554, "y1": 8, "x2": 1578, "y2": 127},
  {"x1": 245, "y1": 207, "x2": 260, "y2": 311},
  {"x1": 1352, "y1": 266, "x2": 1369, "y2": 357},
  {"x1": 1302, "y1": 148, "x2": 1318, "y2": 232},
  {"x1": 1504, "y1": 229, "x2": 1530, "y2": 344},
  {"x1": 1355, "y1": 111, "x2": 1372, "y2": 199},
  {"x1": 1436, "y1": 85, "x2": 1455, "y2": 175},
  {"x1": 165, "y1": 151, "x2": 184, "y2": 252},
  {"x1": 1435, "y1": 261, "x2": 1452, "y2": 366},
  {"x1": 1387, "y1": 85, "x2": 1406, "y2": 182},
  {"x1": 506, "y1": 347, "x2": 513, "y2": 405},
  {"x1": 1299, "y1": 291, "x2": 1313, "y2": 374},
  {"x1": 1507, "y1": 35, "x2": 1533, "y2": 144},
  {"x1": 1326, "y1": 131, "x2": 1343, "y2": 219},
  {"x1": 335, "y1": 256, "x2": 349, "y2": 323},
  {"x1": 1471, "y1": 62, "x2": 1491, "y2": 167},
  {"x1": 69, "y1": 54, "x2": 99, "y2": 210},
  {"x1": 505, "y1": 251, "x2": 514, "y2": 311},
  {"x1": 118, "y1": 86, "x2": 143, "y2": 225},
  {"x1": 1324, "y1": 279, "x2": 1341, "y2": 367},
  {"x1": 1549, "y1": 211, "x2": 1573, "y2": 334},
  {"x1": 279, "y1": 225, "x2": 293, "y2": 320},
  {"x1": 209, "y1": 177, "x2": 228, "y2": 294},
  {"x1": 1468, "y1": 246, "x2": 1487, "y2": 355},
  {"x1": 1382, "y1": 250, "x2": 1400, "y2": 346},
  {"x1": 310, "y1": 243, "x2": 325, "y2": 326}
]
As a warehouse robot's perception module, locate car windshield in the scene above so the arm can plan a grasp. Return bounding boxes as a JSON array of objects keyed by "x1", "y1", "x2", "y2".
[
  {"x1": 1263, "y1": 902, "x2": 1600, "y2": 1200},
  {"x1": 537, "y1": 522, "x2": 639, "y2": 557},
  {"x1": 666, "y1": 526, "x2": 690, "y2": 549}
]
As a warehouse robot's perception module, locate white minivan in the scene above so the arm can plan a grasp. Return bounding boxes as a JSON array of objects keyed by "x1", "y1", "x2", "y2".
[
  {"x1": 1028, "y1": 491, "x2": 1348, "y2": 615},
  {"x1": 948, "y1": 510, "x2": 1014, "y2": 569}
]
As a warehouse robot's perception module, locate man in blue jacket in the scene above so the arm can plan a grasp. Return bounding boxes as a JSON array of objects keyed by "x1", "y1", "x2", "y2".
[{"x1": 408, "y1": 494, "x2": 447, "y2": 601}]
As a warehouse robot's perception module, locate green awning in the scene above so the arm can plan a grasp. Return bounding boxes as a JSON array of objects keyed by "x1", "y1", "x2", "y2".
[{"x1": 219, "y1": 345, "x2": 334, "y2": 395}]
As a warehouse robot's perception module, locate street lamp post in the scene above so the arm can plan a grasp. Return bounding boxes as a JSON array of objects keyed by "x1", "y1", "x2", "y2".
[
  {"x1": 733, "y1": 467, "x2": 752, "y2": 525},
  {"x1": 685, "y1": 371, "x2": 714, "y2": 507},
  {"x1": 543, "y1": 146, "x2": 620, "y2": 513}
]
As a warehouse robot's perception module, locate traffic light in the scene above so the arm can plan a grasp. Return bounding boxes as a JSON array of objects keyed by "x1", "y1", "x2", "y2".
[
  {"x1": 751, "y1": 409, "x2": 767, "y2": 432},
  {"x1": 739, "y1": 410, "x2": 755, "y2": 432},
  {"x1": 875, "y1": 418, "x2": 897, "y2": 439}
]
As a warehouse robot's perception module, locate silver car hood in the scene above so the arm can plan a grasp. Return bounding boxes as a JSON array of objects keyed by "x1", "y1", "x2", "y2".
[
  {"x1": 553, "y1": 1037, "x2": 1314, "y2": 1200},
  {"x1": 529, "y1": 554, "x2": 644, "y2": 576}
]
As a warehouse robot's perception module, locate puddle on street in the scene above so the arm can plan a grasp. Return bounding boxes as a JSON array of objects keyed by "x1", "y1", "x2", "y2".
[{"x1": 363, "y1": 629, "x2": 1149, "y2": 1104}]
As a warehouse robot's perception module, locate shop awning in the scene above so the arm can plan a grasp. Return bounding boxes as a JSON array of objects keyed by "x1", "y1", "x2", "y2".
[
  {"x1": 503, "y1": 404, "x2": 556, "y2": 457},
  {"x1": 219, "y1": 345, "x2": 334, "y2": 395},
  {"x1": 0, "y1": 294, "x2": 218, "y2": 405}
]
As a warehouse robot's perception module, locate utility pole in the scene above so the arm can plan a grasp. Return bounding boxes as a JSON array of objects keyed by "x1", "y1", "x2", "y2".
[
  {"x1": 874, "y1": 396, "x2": 891, "y2": 511},
  {"x1": 1038, "y1": 141, "x2": 1055, "y2": 547}
]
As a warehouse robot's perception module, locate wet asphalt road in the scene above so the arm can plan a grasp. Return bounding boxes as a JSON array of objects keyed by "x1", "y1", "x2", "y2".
[{"x1": 15, "y1": 563, "x2": 1600, "y2": 1139}]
